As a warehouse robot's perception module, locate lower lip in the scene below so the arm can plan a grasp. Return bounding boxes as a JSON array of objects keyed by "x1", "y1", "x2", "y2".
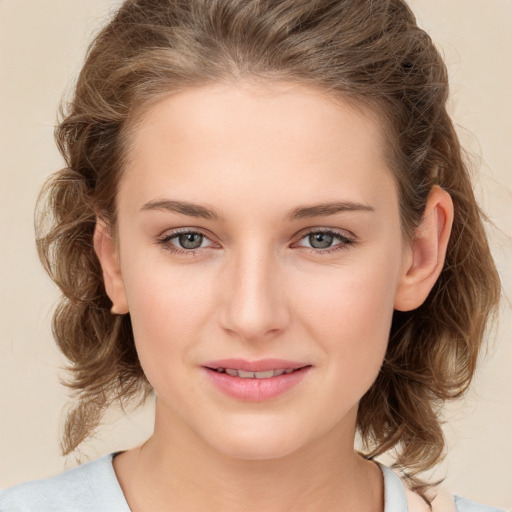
[{"x1": 203, "y1": 366, "x2": 312, "y2": 402}]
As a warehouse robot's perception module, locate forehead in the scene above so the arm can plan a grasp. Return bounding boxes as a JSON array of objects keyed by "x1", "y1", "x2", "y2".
[
  {"x1": 120, "y1": 81, "x2": 396, "y2": 217},
  {"x1": 126, "y1": 80, "x2": 384, "y2": 157}
]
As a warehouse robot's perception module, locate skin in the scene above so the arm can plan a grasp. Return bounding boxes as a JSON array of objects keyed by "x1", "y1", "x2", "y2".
[{"x1": 94, "y1": 81, "x2": 453, "y2": 512}]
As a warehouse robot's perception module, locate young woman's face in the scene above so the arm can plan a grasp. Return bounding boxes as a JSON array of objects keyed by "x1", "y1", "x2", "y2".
[{"x1": 112, "y1": 81, "x2": 411, "y2": 459}]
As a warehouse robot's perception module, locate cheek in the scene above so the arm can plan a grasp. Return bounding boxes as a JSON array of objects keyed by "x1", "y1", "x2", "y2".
[
  {"x1": 294, "y1": 252, "x2": 401, "y2": 386},
  {"x1": 121, "y1": 259, "x2": 213, "y2": 386}
]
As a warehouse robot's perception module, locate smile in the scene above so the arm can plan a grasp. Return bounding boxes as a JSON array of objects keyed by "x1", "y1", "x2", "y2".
[
  {"x1": 209, "y1": 367, "x2": 298, "y2": 379},
  {"x1": 203, "y1": 366, "x2": 312, "y2": 401}
]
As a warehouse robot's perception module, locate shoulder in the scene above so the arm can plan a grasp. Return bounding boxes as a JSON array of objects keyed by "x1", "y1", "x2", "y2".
[
  {"x1": 430, "y1": 486, "x2": 508, "y2": 512},
  {"x1": 379, "y1": 462, "x2": 507, "y2": 512},
  {"x1": 454, "y1": 495, "x2": 509, "y2": 512},
  {"x1": 0, "y1": 454, "x2": 130, "y2": 512}
]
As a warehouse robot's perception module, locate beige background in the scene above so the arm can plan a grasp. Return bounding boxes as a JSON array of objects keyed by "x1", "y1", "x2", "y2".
[{"x1": 0, "y1": 0, "x2": 511, "y2": 508}]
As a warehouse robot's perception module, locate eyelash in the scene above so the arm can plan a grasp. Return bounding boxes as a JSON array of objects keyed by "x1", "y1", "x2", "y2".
[{"x1": 156, "y1": 228, "x2": 355, "y2": 257}]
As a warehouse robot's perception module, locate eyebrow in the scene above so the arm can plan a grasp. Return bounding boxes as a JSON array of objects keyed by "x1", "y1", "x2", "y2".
[{"x1": 140, "y1": 199, "x2": 375, "y2": 221}]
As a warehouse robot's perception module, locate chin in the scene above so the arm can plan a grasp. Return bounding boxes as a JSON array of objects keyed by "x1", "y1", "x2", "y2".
[{"x1": 201, "y1": 425, "x2": 306, "y2": 461}]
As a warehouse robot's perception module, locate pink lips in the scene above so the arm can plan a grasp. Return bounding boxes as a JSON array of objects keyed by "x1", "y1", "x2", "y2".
[
  {"x1": 203, "y1": 358, "x2": 309, "y2": 372},
  {"x1": 202, "y1": 358, "x2": 312, "y2": 402}
]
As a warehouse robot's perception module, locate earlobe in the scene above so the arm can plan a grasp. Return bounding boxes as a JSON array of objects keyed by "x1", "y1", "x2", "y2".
[
  {"x1": 394, "y1": 186, "x2": 454, "y2": 312},
  {"x1": 93, "y1": 220, "x2": 129, "y2": 315}
]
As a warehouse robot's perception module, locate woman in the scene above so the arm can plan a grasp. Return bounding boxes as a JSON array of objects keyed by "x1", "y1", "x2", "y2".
[{"x1": 0, "y1": 0, "x2": 506, "y2": 510}]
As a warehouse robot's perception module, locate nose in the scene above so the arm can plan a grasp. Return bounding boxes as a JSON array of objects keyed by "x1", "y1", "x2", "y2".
[{"x1": 219, "y1": 243, "x2": 290, "y2": 343}]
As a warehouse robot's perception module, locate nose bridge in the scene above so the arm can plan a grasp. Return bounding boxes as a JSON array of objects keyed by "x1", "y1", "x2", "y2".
[{"x1": 220, "y1": 238, "x2": 289, "y2": 342}]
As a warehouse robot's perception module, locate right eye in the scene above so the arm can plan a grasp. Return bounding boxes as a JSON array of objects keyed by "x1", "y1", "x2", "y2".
[{"x1": 157, "y1": 229, "x2": 216, "y2": 256}]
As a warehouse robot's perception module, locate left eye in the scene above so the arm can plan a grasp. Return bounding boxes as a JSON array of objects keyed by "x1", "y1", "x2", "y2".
[{"x1": 294, "y1": 230, "x2": 354, "y2": 253}]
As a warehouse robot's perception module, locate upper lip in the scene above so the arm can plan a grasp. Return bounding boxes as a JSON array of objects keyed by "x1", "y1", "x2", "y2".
[{"x1": 203, "y1": 358, "x2": 311, "y2": 372}]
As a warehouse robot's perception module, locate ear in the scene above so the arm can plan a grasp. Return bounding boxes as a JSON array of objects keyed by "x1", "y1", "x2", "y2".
[
  {"x1": 93, "y1": 219, "x2": 129, "y2": 315},
  {"x1": 394, "y1": 185, "x2": 454, "y2": 312}
]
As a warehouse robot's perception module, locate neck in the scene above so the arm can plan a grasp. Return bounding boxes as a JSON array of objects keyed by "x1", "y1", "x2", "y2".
[{"x1": 113, "y1": 403, "x2": 384, "y2": 512}]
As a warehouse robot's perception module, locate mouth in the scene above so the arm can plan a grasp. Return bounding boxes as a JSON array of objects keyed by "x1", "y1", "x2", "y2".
[
  {"x1": 204, "y1": 366, "x2": 311, "y2": 379},
  {"x1": 202, "y1": 364, "x2": 313, "y2": 401},
  {"x1": 202, "y1": 358, "x2": 312, "y2": 378}
]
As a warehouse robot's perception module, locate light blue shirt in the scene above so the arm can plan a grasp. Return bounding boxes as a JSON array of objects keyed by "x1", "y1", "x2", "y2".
[{"x1": 0, "y1": 454, "x2": 506, "y2": 511}]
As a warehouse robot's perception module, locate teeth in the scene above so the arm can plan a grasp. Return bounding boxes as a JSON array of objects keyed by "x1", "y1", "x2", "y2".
[{"x1": 216, "y1": 368, "x2": 298, "y2": 379}]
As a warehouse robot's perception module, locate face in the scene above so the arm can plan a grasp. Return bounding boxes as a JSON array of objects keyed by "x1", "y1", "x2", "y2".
[{"x1": 105, "y1": 81, "x2": 413, "y2": 460}]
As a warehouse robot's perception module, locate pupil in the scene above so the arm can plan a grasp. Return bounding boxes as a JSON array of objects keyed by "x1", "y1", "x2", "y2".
[
  {"x1": 310, "y1": 232, "x2": 333, "y2": 249},
  {"x1": 180, "y1": 233, "x2": 202, "y2": 249}
]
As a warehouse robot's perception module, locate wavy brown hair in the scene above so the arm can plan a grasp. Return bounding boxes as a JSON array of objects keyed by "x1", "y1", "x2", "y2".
[{"x1": 36, "y1": 0, "x2": 501, "y2": 497}]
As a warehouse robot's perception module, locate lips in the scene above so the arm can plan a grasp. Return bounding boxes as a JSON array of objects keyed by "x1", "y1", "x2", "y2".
[
  {"x1": 202, "y1": 358, "x2": 313, "y2": 401},
  {"x1": 202, "y1": 358, "x2": 310, "y2": 373},
  {"x1": 203, "y1": 364, "x2": 312, "y2": 401},
  {"x1": 212, "y1": 368, "x2": 296, "y2": 378}
]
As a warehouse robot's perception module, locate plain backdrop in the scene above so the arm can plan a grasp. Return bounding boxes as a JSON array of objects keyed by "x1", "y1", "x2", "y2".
[{"x1": 0, "y1": 0, "x2": 511, "y2": 508}]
